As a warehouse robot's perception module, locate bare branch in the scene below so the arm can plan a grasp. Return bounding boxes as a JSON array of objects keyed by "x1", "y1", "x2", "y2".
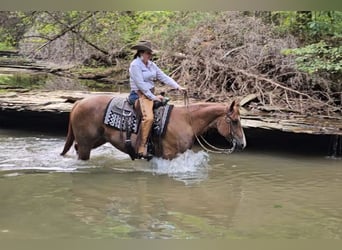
[
  {"x1": 45, "y1": 11, "x2": 108, "y2": 55},
  {"x1": 32, "y1": 12, "x2": 97, "y2": 53},
  {"x1": 221, "y1": 45, "x2": 246, "y2": 59}
]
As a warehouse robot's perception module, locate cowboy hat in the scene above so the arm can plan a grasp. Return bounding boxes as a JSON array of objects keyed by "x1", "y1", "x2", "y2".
[{"x1": 131, "y1": 40, "x2": 153, "y2": 53}]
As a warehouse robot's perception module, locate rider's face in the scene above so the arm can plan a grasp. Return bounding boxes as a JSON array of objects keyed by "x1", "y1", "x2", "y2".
[{"x1": 141, "y1": 51, "x2": 152, "y2": 63}]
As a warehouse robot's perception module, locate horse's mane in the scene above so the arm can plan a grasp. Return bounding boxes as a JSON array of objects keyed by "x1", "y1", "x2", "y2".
[{"x1": 180, "y1": 102, "x2": 227, "y2": 112}]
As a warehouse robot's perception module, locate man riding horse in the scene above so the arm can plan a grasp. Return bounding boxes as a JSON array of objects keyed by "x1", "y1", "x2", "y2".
[{"x1": 128, "y1": 41, "x2": 187, "y2": 159}]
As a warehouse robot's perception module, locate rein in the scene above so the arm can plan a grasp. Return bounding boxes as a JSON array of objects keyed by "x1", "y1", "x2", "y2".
[{"x1": 183, "y1": 91, "x2": 236, "y2": 154}]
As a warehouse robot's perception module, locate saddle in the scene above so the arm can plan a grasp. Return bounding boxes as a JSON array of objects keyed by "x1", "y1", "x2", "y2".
[{"x1": 104, "y1": 97, "x2": 173, "y2": 160}]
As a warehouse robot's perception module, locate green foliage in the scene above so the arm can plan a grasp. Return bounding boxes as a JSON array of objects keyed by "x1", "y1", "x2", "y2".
[
  {"x1": 2, "y1": 11, "x2": 341, "y2": 50},
  {"x1": 271, "y1": 11, "x2": 342, "y2": 43},
  {"x1": 0, "y1": 27, "x2": 16, "y2": 48},
  {"x1": 139, "y1": 11, "x2": 217, "y2": 53},
  {"x1": 1, "y1": 10, "x2": 341, "y2": 80},
  {"x1": 283, "y1": 41, "x2": 342, "y2": 74},
  {"x1": 0, "y1": 11, "x2": 34, "y2": 47},
  {"x1": 0, "y1": 73, "x2": 48, "y2": 90},
  {"x1": 274, "y1": 11, "x2": 342, "y2": 87},
  {"x1": 307, "y1": 12, "x2": 342, "y2": 38},
  {"x1": 0, "y1": 41, "x2": 15, "y2": 50}
]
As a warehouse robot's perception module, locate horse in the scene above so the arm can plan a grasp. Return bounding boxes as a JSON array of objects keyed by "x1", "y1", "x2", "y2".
[{"x1": 60, "y1": 95, "x2": 246, "y2": 160}]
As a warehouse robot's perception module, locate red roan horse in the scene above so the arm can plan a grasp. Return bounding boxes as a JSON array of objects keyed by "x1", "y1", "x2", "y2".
[{"x1": 60, "y1": 95, "x2": 246, "y2": 160}]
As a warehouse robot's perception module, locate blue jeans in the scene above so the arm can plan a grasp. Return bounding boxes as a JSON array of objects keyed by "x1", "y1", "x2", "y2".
[{"x1": 128, "y1": 91, "x2": 139, "y2": 105}]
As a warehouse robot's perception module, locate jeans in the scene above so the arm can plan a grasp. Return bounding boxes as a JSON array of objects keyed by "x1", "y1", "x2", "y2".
[{"x1": 128, "y1": 91, "x2": 139, "y2": 105}]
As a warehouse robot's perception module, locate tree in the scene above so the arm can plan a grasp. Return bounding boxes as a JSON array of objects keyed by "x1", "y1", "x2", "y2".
[{"x1": 0, "y1": 11, "x2": 35, "y2": 48}]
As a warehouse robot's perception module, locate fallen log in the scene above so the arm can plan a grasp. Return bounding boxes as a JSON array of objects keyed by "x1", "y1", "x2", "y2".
[{"x1": 0, "y1": 50, "x2": 19, "y2": 57}]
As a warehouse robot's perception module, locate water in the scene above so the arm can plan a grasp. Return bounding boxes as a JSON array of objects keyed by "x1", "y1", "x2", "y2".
[{"x1": 0, "y1": 128, "x2": 341, "y2": 239}]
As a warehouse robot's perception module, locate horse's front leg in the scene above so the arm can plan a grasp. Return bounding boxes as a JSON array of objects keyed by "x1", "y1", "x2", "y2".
[
  {"x1": 162, "y1": 133, "x2": 193, "y2": 160},
  {"x1": 161, "y1": 144, "x2": 178, "y2": 160}
]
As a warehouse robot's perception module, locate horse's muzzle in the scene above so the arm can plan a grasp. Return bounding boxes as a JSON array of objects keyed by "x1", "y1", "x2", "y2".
[{"x1": 233, "y1": 139, "x2": 245, "y2": 151}]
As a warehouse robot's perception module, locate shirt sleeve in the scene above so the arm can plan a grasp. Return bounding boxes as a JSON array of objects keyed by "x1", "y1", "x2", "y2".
[
  {"x1": 130, "y1": 64, "x2": 157, "y2": 100},
  {"x1": 154, "y1": 63, "x2": 180, "y2": 89}
]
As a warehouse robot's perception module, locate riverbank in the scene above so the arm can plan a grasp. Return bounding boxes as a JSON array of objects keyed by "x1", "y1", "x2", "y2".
[
  {"x1": 1, "y1": 90, "x2": 341, "y2": 156},
  {"x1": 0, "y1": 52, "x2": 341, "y2": 156},
  {"x1": 1, "y1": 50, "x2": 341, "y2": 130}
]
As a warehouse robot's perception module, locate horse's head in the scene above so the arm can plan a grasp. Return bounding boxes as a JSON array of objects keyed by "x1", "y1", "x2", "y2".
[{"x1": 217, "y1": 100, "x2": 247, "y2": 150}]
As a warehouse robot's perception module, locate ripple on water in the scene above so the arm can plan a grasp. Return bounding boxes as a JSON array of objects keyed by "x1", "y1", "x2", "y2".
[{"x1": 1, "y1": 130, "x2": 342, "y2": 239}]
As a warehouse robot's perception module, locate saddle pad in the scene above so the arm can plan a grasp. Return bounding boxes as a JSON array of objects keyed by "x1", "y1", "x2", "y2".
[
  {"x1": 104, "y1": 97, "x2": 139, "y2": 133},
  {"x1": 104, "y1": 96, "x2": 173, "y2": 137},
  {"x1": 153, "y1": 104, "x2": 174, "y2": 137}
]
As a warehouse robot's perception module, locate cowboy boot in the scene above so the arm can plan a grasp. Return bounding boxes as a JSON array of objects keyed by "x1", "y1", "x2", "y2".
[{"x1": 138, "y1": 118, "x2": 154, "y2": 160}]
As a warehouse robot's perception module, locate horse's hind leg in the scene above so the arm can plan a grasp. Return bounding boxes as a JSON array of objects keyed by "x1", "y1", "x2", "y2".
[
  {"x1": 77, "y1": 145, "x2": 91, "y2": 160},
  {"x1": 76, "y1": 138, "x2": 106, "y2": 160},
  {"x1": 92, "y1": 138, "x2": 106, "y2": 149}
]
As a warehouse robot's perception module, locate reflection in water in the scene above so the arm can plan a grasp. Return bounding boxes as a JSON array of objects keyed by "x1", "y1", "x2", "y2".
[{"x1": 0, "y1": 129, "x2": 341, "y2": 239}]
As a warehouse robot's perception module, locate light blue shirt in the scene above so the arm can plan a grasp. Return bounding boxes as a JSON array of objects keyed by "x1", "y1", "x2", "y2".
[{"x1": 129, "y1": 57, "x2": 180, "y2": 100}]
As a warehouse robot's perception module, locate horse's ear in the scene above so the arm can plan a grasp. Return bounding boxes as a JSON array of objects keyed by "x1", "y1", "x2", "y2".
[{"x1": 228, "y1": 100, "x2": 236, "y2": 114}]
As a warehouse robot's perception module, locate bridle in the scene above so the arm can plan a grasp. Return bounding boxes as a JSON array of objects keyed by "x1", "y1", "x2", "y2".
[{"x1": 184, "y1": 91, "x2": 236, "y2": 154}]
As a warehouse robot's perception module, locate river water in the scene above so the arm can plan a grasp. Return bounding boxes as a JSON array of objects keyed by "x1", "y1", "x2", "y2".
[{"x1": 0, "y1": 128, "x2": 341, "y2": 239}]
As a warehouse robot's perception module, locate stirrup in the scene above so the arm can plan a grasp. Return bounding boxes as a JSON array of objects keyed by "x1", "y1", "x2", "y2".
[{"x1": 137, "y1": 152, "x2": 153, "y2": 161}]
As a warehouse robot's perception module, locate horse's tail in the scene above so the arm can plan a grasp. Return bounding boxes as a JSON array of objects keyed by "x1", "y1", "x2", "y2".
[
  {"x1": 60, "y1": 102, "x2": 77, "y2": 156},
  {"x1": 60, "y1": 121, "x2": 74, "y2": 156}
]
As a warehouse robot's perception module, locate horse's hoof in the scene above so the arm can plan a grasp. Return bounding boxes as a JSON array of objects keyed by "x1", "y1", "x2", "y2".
[{"x1": 144, "y1": 154, "x2": 153, "y2": 161}]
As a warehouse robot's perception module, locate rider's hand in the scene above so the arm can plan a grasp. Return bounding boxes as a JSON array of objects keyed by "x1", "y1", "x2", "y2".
[
  {"x1": 177, "y1": 87, "x2": 187, "y2": 94},
  {"x1": 154, "y1": 95, "x2": 164, "y2": 102}
]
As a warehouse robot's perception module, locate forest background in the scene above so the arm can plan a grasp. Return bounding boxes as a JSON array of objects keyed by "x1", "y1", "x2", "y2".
[{"x1": 0, "y1": 11, "x2": 341, "y2": 116}]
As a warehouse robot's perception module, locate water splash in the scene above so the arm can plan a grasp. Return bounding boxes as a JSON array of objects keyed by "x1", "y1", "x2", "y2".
[
  {"x1": 148, "y1": 150, "x2": 210, "y2": 185},
  {"x1": 0, "y1": 132, "x2": 210, "y2": 184},
  {"x1": 0, "y1": 135, "x2": 98, "y2": 173}
]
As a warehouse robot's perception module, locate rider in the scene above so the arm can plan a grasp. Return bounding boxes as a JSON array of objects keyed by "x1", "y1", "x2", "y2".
[{"x1": 128, "y1": 40, "x2": 186, "y2": 159}]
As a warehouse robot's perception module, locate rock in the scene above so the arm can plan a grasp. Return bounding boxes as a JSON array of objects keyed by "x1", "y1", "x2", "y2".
[{"x1": 0, "y1": 90, "x2": 126, "y2": 130}]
